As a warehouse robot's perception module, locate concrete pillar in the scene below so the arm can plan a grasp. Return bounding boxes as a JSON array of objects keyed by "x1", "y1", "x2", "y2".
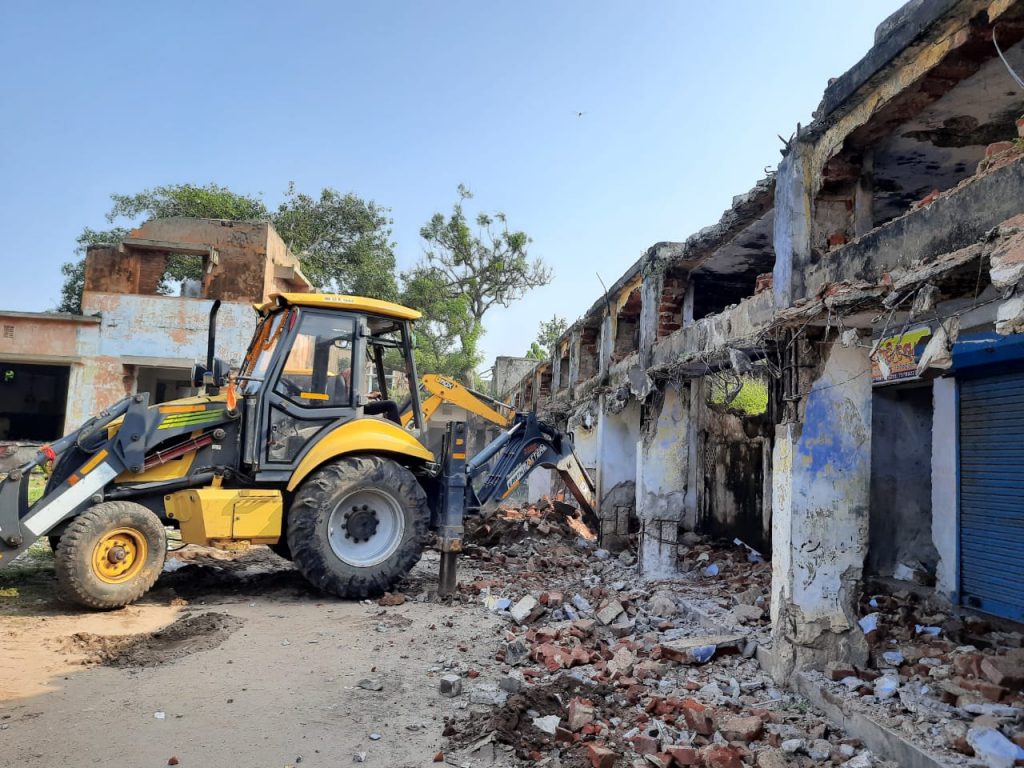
[
  {"x1": 637, "y1": 385, "x2": 690, "y2": 578},
  {"x1": 598, "y1": 313, "x2": 614, "y2": 378},
  {"x1": 639, "y1": 268, "x2": 661, "y2": 368},
  {"x1": 773, "y1": 142, "x2": 813, "y2": 308},
  {"x1": 568, "y1": 328, "x2": 581, "y2": 390},
  {"x1": 931, "y1": 376, "x2": 958, "y2": 600},
  {"x1": 769, "y1": 342, "x2": 872, "y2": 680}
]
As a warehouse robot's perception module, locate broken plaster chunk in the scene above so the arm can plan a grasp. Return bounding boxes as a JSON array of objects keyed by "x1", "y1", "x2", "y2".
[
  {"x1": 595, "y1": 599, "x2": 625, "y2": 625},
  {"x1": 532, "y1": 715, "x2": 561, "y2": 735},
  {"x1": 658, "y1": 635, "x2": 744, "y2": 665},
  {"x1": 571, "y1": 594, "x2": 594, "y2": 615},
  {"x1": 509, "y1": 595, "x2": 540, "y2": 624},
  {"x1": 731, "y1": 604, "x2": 763, "y2": 624},
  {"x1": 857, "y1": 613, "x2": 879, "y2": 634},
  {"x1": 844, "y1": 754, "x2": 874, "y2": 768},
  {"x1": 966, "y1": 726, "x2": 1024, "y2": 768},
  {"x1": 469, "y1": 684, "x2": 508, "y2": 707},
  {"x1": 504, "y1": 638, "x2": 530, "y2": 666},
  {"x1": 780, "y1": 738, "x2": 806, "y2": 755},
  {"x1": 874, "y1": 675, "x2": 899, "y2": 700},
  {"x1": 881, "y1": 650, "x2": 904, "y2": 667},
  {"x1": 807, "y1": 739, "x2": 832, "y2": 761}
]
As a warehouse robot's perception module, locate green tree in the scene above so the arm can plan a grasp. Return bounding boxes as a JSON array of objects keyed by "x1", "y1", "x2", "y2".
[
  {"x1": 107, "y1": 183, "x2": 268, "y2": 222},
  {"x1": 525, "y1": 341, "x2": 546, "y2": 360},
  {"x1": 273, "y1": 184, "x2": 398, "y2": 300},
  {"x1": 401, "y1": 265, "x2": 479, "y2": 380},
  {"x1": 529, "y1": 314, "x2": 567, "y2": 358},
  {"x1": 408, "y1": 185, "x2": 551, "y2": 383}
]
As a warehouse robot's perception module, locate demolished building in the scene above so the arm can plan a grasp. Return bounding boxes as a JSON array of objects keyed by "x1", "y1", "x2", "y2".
[
  {"x1": 0, "y1": 218, "x2": 310, "y2": 450},
  {"x1": 495, "y1": 0, "x2": 1024, "y2": 681}
]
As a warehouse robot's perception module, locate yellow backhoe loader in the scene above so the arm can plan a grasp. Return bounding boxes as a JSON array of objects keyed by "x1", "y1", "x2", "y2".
[{"x1": 0, "y1": 294, "x2": 595, "y2": 608}]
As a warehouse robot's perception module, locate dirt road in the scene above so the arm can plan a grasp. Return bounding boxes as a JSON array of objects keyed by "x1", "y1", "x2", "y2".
[
  {"x1": 2, "y1": 505, "x2": 918, "y2": 768},
  {"x1": 1, "y1": 547, "x2": 501, "y2": 768}
]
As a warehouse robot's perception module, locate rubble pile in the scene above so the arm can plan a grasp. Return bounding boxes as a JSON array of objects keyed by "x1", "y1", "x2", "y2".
[
  {"x1": 465, "y1": 496, "x2": 597, "y2": 549},
  {"x1": 806, "y1": 585, "x2": 1024, "y2": 766},
  {"x1": 440, "y1": 516, "x2": 893, "y2": 767}
]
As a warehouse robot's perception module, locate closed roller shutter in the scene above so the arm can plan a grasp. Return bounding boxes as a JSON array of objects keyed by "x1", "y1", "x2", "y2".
[{"x1": 959, "y1": 371, "x2": 1024, "y2": 621}]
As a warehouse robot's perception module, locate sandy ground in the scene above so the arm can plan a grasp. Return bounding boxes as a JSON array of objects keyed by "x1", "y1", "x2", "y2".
[{"x1": 0, "y1": 546, "x2": 502, "y2": 768}]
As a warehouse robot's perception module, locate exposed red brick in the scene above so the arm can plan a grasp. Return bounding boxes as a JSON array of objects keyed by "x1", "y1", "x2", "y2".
[
  {"x1": 700, "y1": 744, "x2": 743, "y2": 768},
  {"x1": 980, "y1": 652, "x2": 1024, "y2": 688},
  {"x1": 679, "y1": 698, "x2": 714, "y2": 736},
  {"x1": 717, "y1": 714, "x2": 763, "y2": 742},
  {"x1": 665, "y1": 745, "x2": 700, "y2": 765},
  {"x1": 586, "y1": 744, "x2": 618, "y2": 768}
]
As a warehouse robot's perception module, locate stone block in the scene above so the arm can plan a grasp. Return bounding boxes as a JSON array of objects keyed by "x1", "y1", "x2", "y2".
[{"x1": 439, "y1": 674, "x2": 462, "y2": 697}]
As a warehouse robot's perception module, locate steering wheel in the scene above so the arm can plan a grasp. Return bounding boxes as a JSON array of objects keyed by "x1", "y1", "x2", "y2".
[{"x1": 278, "y1": 377, "x2": 303, "y2": 398}]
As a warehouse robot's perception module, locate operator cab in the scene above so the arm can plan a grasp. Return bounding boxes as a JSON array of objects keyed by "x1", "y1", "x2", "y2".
[{"x1": 236, "y1": 294, "x2": 425, "y2": 471}]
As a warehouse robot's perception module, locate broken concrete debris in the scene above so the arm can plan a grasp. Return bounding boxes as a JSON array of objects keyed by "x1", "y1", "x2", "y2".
[
  {"x1": 484, "y1": 11, "x2": 1024, "y2": 768},
  {"x1": 440, "y1": 503, "x2": 899, "y2": 767},
  {"x1": 803, "y1": 584, "x2": 1024, "y2": 765}
]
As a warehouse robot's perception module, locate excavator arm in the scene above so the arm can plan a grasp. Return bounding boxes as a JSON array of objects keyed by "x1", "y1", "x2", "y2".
[
  {"x1": 434, "y1": 412, "x2": 598, "y2": 593},
  {"x1": 400, "y1": 374, "x2": 516, "y2": 429},
  {"x1": 396, "y1": 372, "x2": 599, "y2": 594},
  {"x1": 400, "y1": 373, "x2": 596, "y2": 522}
]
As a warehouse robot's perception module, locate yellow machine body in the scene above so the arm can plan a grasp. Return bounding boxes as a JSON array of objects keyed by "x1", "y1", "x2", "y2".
[
  {"x1": 164, "y1": 486, "x2": 283, "y2": 546},
  {"x1": 287, "y1": 418, "x2": 434, "y2": 491}
]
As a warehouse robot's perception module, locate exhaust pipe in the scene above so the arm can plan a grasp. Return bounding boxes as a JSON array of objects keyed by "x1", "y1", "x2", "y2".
[{"x1": 206, "y1": 299, "x2": 221, "y2": 375}]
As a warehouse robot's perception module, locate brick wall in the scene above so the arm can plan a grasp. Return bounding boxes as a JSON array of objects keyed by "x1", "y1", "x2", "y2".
[{"x1": 658, "y1": 271, "x2": 687, "y2": 338}]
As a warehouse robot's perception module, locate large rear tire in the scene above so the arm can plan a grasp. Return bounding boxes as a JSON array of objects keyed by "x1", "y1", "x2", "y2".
[
  {"x1": 287, "y1": 456, "x2": 428, "y2": 599},
  {"x1": 55, "y1": 501, "x2": 167, "y2": 610}
]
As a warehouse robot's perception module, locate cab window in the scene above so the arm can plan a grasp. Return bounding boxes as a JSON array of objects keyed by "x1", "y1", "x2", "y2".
[{"x1": 274, "y1": 313, "x2": 355, "y2": 407}]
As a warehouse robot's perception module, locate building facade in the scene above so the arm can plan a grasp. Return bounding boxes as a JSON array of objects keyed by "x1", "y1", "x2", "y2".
[
  {"x1": 495, "y1": 0, "x2": 1024, "y2": 678},
  {"x1": 0, "y1": 217, "x2": 311, "y2": 451}
]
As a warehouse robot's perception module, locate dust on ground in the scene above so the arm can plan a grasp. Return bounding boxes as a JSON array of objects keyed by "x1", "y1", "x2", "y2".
[
  {"x1": 63, "y1": 611, "x2": 245, "y2": 667},
  {"x1": 0, "y1": 542, "x2": 504, "y2": 768}
]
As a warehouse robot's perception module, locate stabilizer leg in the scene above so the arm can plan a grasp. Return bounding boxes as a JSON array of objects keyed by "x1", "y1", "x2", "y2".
[{"x1": 439, "y1": 551, "x2": 458, "y2": 596}]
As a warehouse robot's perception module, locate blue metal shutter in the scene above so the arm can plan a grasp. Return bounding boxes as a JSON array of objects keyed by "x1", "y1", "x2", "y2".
[{"x1": 959, "y1": 371, "x2": 1024, "y2": 621}]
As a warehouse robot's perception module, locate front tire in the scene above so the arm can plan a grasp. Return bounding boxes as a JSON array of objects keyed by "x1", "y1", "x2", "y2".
[
  {"x1": 287, "y1": 456, "x2": 428, "y2": 599},
  {"x1": 55, "y1": 501, "x2": 167, "y2": 610}
]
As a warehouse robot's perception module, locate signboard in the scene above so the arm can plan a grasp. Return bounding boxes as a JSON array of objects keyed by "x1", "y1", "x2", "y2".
[{"x1": 871, "y1": 326, "x2": 931, "y2": 384}]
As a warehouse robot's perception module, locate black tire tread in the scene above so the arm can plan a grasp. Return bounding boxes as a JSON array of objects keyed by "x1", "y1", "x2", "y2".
[
  {"x1": 55, "y1": 500, "x2": 167, "y2": 610},
  {"x1": 287, "y1": 456, "x2": 428, "y2": 599}
]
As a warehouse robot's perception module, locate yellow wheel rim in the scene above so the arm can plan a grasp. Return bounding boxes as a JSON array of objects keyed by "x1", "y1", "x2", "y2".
[{"x1": 91, "y1": 528, "x2": 148, "y2": 584}]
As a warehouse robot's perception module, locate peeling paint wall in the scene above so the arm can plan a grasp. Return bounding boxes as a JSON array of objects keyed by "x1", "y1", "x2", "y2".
[
  {"x1": 771, "y1": 343, "x2": 872, "y2": 679},
  {"x1": 637, "y1": 384, "x2": 690, "y2": 578},
  {"x1": 83, "y1": 293, "x2": 255, "y2": 367}
]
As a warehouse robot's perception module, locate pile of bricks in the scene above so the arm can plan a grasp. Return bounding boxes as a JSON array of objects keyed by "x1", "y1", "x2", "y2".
[
  {"x1": 442, "y1": 528, "x2": 888, "y2": 767},
  {"x1": 812, "y1": 585, "x2": 1024, "y2": 763}
]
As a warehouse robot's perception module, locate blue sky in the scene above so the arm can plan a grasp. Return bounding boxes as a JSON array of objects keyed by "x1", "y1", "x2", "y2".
[{"x1": 0, "y1": 1, "x2": 905, "y2": 369}]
